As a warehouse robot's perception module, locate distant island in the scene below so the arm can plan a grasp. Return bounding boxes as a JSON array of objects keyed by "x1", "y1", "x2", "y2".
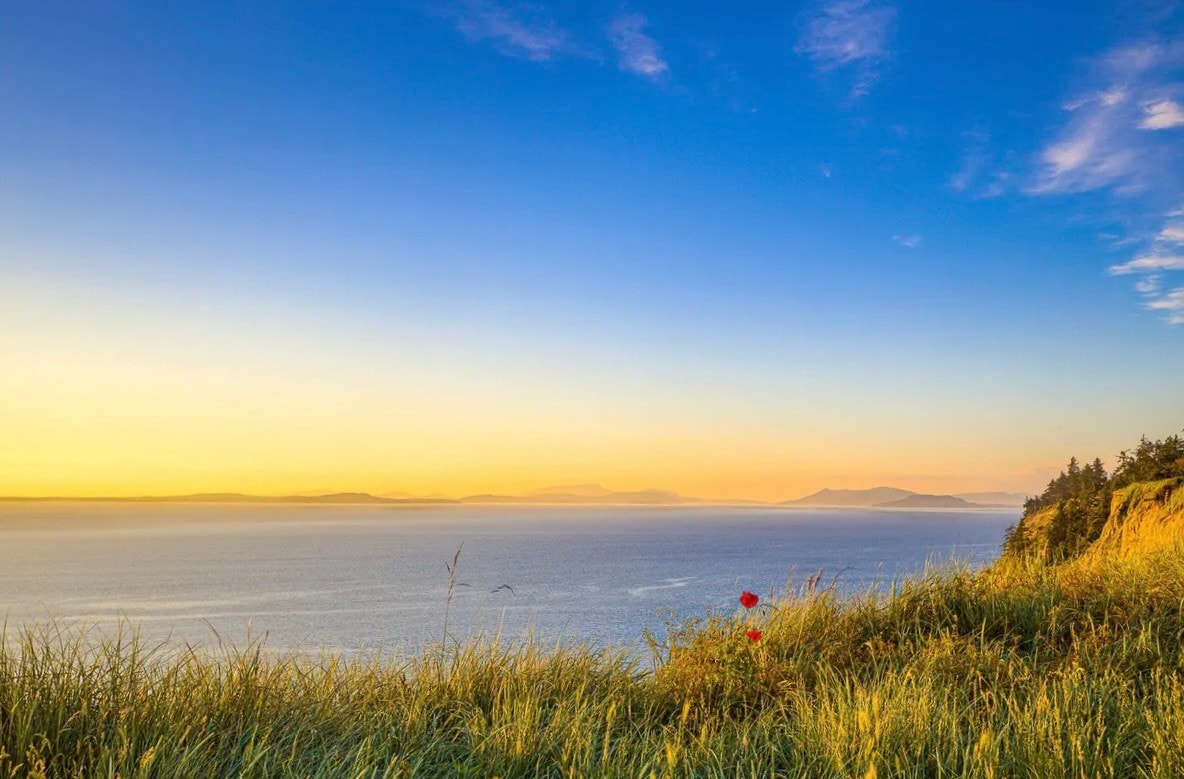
[
  {"x1": 0, "y1": 492, "x2": 457, "y2": 505},
  {"x1": 783, "y1": 487, "x2": 1026, "y2": 508},
  {"x1": 0, "y1": 486, "x2": 704, "y2": 507},
  {"x1": 1, "y1": 484, "x2": 1028, "y2": 508},
  {"x1": 782, "y1": 487, "x2": 914, "y2": 507},
  {"x1": 875, "y1": 494, "x2": 980, "y2": 509}
]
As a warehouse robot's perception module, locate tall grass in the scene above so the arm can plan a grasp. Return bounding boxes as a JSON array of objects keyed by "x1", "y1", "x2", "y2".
[{"x1": 4, "y1": 548, "x2": 1184, "y2": 776}]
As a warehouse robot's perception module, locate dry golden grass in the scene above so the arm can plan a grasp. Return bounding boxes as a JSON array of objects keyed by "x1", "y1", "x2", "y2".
[{"x1": 4, "y1": 546, "x2": 1184, "y2": 776}]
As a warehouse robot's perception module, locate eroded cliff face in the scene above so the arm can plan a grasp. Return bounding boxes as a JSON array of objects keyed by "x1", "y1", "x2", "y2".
[
  {"x1": 1003, "y1": 477, "x2": 1184, "y2": 563},
  {"x1": 1086, "y1": 478, "x2": 1184, "y2": 557}
]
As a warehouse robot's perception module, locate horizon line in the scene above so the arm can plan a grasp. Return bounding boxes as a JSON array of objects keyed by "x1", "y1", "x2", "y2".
[{"x1": 0, "y1": 484, "x2": 1033, "y2": 506}]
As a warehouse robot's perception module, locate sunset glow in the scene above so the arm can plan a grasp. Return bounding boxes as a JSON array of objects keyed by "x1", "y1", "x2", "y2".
[{"x1": 3, "y1": 3, "x2": 1182, "y2": 502}]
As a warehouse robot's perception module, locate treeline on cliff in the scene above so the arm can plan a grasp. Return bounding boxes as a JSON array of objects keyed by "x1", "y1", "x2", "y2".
[{"x1": 1004, "y1": 432, "x2": 1184, "y2": 561}]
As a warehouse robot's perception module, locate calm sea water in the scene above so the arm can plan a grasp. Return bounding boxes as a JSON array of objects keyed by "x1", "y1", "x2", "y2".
[{"x1": 0, "y1": 504, "x2": 1017, "y2": 652}]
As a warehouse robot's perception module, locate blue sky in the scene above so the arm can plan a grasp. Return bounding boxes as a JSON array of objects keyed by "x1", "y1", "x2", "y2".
[{"x1": 2, "y1": 1, "x2": 1183, "y2": 499}]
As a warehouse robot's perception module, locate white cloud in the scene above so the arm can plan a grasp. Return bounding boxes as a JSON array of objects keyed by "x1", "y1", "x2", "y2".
[
  {"x1": 1029, "y1": 41, "x2": 1184, "y2": 195},
  {"x1": 796, "y1": 0, "x2": 896, "y2": 97},
  {"x1": 1140, "y1": 99, "x2": 1184, "y2": 129},
  {"x1": 452, "y1": 2, "x2": 568, "y2": 62},
  {"x1": 1135, "y1": 275, "x2": 1161, "y2": 295},
  {"x1": 1108, "y1": 203, "x2": 1184, "y2": 279},
  {"x1": 1109, "y1": 251, "x2": 1184, "y2": 274},
  {"x1": 1100, "y1": 87, "x2": 1128, "y2": 106},
  {"x1": 1031, "y1": 115, "x2": 1139, "y2": 194},
  {"x1": 1146, "y1": 287, "x2": 1184, "y2": 321},
  {"x1": 893, "y1": 234, "x2": 921, "y2": 248},
  {"x1": 1027, "y1": 39, "x2": 1184, "y2": 326},
  {"x1": 1146, "y1": 287, "x2": 1184, "y2": 309},
  {"x1": 607, "y1": 13, "x2": 668, "y2": 79},
  {"x1": 1065, "y1": 88, "x2": 1127, "y2": 111},
  {"x1": 1157, "y1": 223, "x2": 1184, "y2": 244}
]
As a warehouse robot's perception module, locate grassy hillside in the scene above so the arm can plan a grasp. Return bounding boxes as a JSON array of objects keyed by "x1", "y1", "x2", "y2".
[{"x1": 6, "y1": 545, "x2": 1184, "y2": 777}]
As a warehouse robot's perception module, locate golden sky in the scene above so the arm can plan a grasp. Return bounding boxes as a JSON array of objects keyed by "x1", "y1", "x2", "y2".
[{"x1": 2, "y1": 289, "x2": 1151, "y2": 501}]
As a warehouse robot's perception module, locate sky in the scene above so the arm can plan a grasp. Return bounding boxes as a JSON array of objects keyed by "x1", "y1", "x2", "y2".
[{"x1": 2, "y1": 0, "x2": 1184, "y2": 501}]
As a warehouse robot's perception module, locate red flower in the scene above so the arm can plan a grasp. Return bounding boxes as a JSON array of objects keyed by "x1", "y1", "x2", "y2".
[
  {"x1": 746, "y1": 629, "x2": 762, "y2": 643},
  {"x1": 739, "y1": 591, "x2": 759, "y2": 609}
]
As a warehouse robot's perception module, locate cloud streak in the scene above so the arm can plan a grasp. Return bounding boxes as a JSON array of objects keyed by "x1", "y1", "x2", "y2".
[
  {"x1": 1030, "y1": 41, "x2": 1184, "y2": 195},
  {"x1": 796, "y1": 0, "x2": 896, "y2": 97},
  {"x1": 1146, "y1": 287, "x2": 1184, "y2": 324},
  {"x1": 1109, "y1": 252, "x2": 1184, "y2": 275},
  {"x1": 451, "y1": 1, "x2": 568, "y2": 62},
  {"x1": 1158, "y1": 224, "x2": 1184, "y2": 244},
  {"x1": 607, "y1": 13, "x2": 668, "y2": 80}
]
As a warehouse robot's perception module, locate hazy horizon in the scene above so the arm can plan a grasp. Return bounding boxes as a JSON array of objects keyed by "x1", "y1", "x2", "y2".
[{"x1": 0, "y1": 478, "x2": 1027, "y2": 504}]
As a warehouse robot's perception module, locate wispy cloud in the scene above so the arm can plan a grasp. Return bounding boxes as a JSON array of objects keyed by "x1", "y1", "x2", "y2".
[
  {"x1": 606, "y1": 12, "x2": 668, "y2": 80},
  {"x1": 949, "y1": 128, "x2": 1013, "y2": 197},
  {"x1": 451, "y1": 1, "x2": 568, "y2": 62},
  {"x1": 1107, "y1": 206, "x2": 1184, "y2": 278},
  {"x1": 796, "y1": 0, "x2": 896, "y2": 98},
  {"x1": 1158, "y1": 223, "x2": 1184, "y2": 243},
  {"x1": 1135, "y1": 275, "x2": 1161, "y2": 295},
  {"x1": 949, "y1": 130, "x2": 987, "y2": 193},
  {"x1": 1028, "y1": 38, "x2": 1184, "y2": 325},
  {"x1": 1117, "y1": 223, "x2": 1184, "y2": 320},
  {"x1": 1109, "y1": 251, "x2": 1184, "y2": 274},
  {"x1": 1145, "y1": 287, "x2": 1184, "y2": 324},
  {"x1": 1029, "y1": 41, "x2": 1184, "y2": 195},
  {"x1": 1147, "y1": 288, "x2": 1184, "y2": 309},
  {"x1": 893, "y1": 234, "x2": 921, "y2": 248},
  {"x1": 1140, "y1": 99, "x2": 1184, "y2": 129}
]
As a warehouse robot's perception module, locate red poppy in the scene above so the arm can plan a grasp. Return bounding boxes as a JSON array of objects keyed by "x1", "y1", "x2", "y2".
[
  {"x1": 739, "y1": 591, "x2": 759, "y2": 609},
  {"x1": 746, "y1": 629, "x2": 762, "y2": 643}
]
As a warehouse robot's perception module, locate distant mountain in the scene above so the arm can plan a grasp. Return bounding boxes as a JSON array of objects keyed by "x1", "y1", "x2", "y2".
[
  {"x1": 460, "y1": 488, "x2": 690, "y2": 505},
  {"x1": 783, "y1": 487, "x2": 915, "y2": 507},
  {"x1": 952, "y1": 491, "x2": 1028, "y2": 507},
  {"x1": 785, "y1": 486, "x2": 1023, "y2": 509},
  {"x1": 876, "y1": 494, "x2": 985, "y2": 509},
  {"x1": 527, "y1": 484, "x2": 616, "y2": 498},
  {"x1": 0, "y1": 492, "x2": 456, "y2": 505}
]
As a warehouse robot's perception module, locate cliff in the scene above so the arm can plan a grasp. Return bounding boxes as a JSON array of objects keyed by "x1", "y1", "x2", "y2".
[
  {"x1": 1005, "y1": 477, "x2": 1184, "y2": 562},
  {"x1": 1086, "y1": 478, "x2": 1184, "y2": 557}
]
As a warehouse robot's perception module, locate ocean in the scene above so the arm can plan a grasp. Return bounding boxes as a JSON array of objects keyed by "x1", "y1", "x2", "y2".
[{"x1": 0, "y1": 503, "x2": 1018, "y2": 652}]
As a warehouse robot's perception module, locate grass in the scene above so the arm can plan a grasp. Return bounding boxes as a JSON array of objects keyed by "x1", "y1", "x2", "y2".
[{"x1": 5, "y1": 548, "x2": 1184, "y2": 777}]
